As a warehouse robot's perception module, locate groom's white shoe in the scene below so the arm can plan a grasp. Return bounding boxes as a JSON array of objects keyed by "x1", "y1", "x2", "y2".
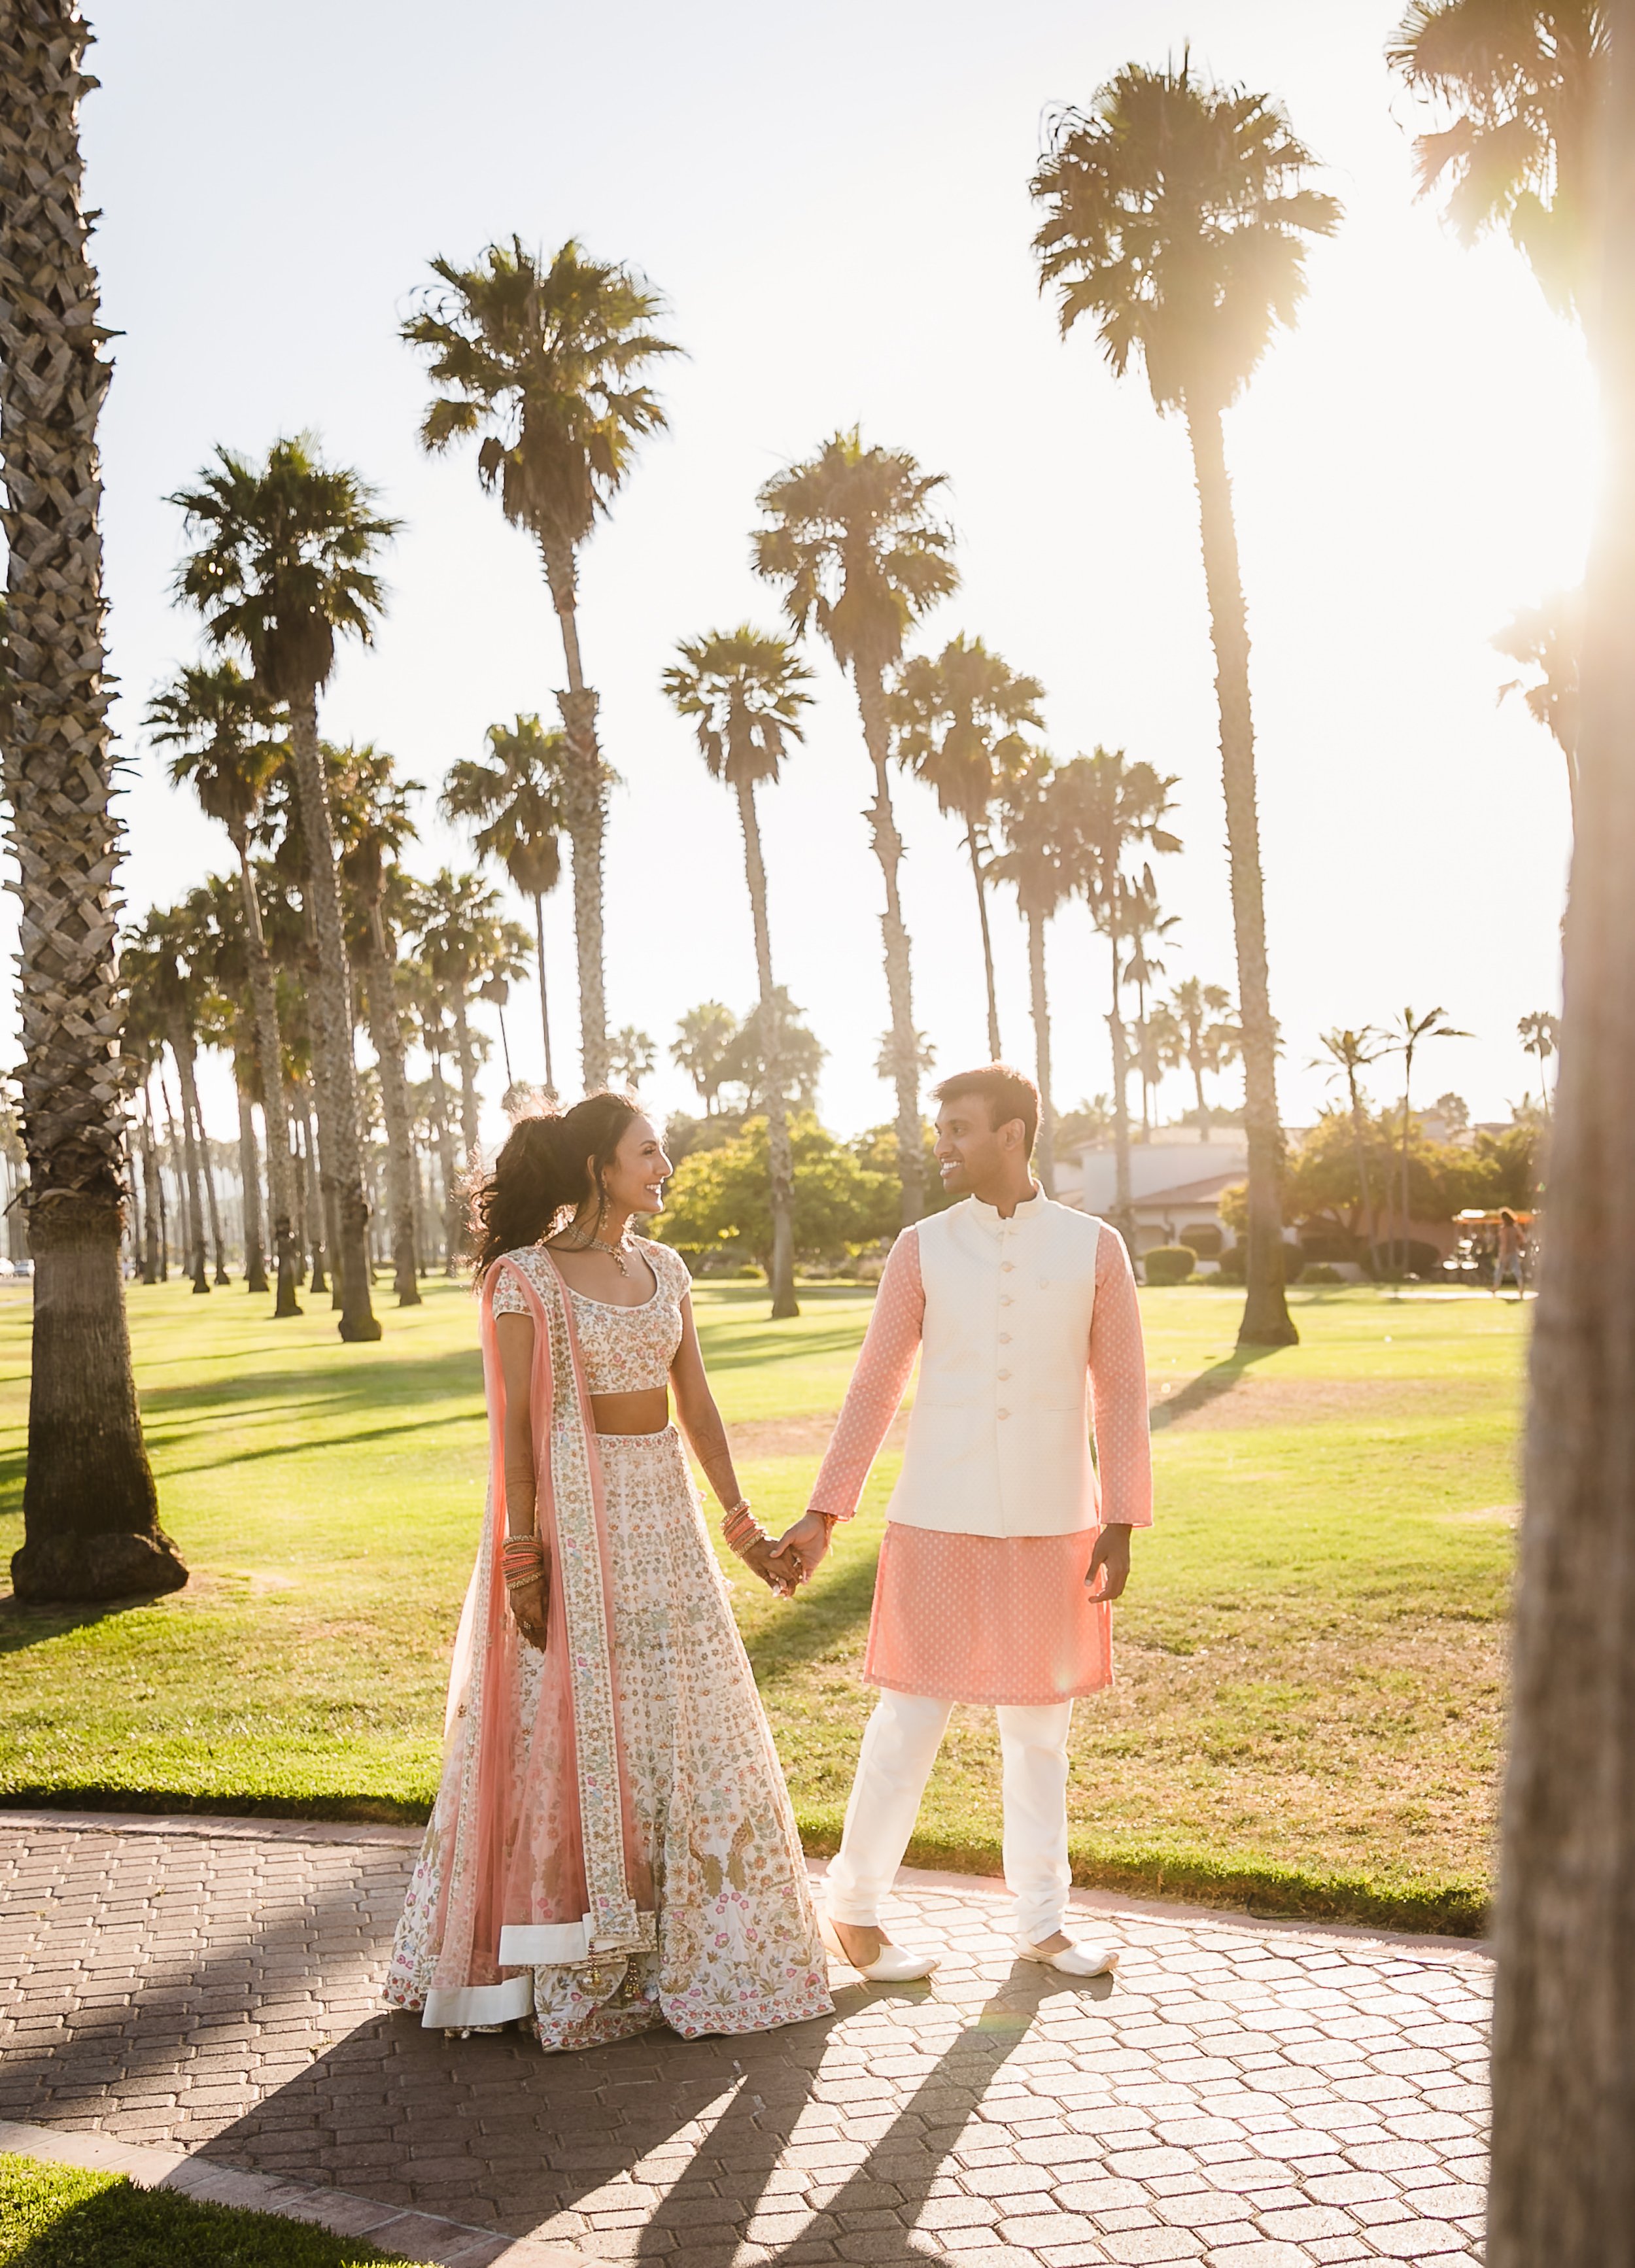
[
  {"x1": 820, "y1": 1912, "x2": 938, "y2": 1982},
  {"x1": 1015, "y1": 1933, "x2": 1120, "y2": 1978}
]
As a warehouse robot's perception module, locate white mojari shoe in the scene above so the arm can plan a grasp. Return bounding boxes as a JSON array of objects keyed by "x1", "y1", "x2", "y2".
[
  {"x1": 1015, "y1": 1934, "x2": 1120, "y2": 1978},
  {"x1": 820, "y1": 1911, "x2": 938, "y2": 1981}
]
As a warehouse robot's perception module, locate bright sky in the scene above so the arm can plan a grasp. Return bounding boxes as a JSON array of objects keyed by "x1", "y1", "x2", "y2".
[{"x1": 31, "y1": 0, "x2": 1589, "y2": 1150}]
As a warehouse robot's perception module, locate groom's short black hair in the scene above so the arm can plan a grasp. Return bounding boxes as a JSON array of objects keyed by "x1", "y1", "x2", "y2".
[{"x1": 932, "y1": 1065, "x2": 1039, "y2": 1154}]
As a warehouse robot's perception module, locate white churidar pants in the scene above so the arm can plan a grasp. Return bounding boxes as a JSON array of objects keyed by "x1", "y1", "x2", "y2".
[{"x1": 824, "y1": 1689, "x2": 1075, "y2": 1944}]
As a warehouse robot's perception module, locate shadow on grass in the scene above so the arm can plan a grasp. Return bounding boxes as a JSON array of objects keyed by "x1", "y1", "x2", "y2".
[
  {"x1": 1149, "y1": 1339, "x2": 1286, "y2": 1433},
  {"x1": 0, "y1": 1589, "x2": 171, "y2": 1659},
  {"x1": 748, "y1": 1536, "x2": 881, "y2": 1681}
]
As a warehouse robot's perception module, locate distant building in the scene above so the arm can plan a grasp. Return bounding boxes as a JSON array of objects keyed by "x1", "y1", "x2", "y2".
[{"x1": 1056, "y1": 1129, "x2": 1252, "y2": 1257}]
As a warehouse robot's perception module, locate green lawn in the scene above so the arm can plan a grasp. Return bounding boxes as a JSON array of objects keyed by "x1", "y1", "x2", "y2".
[
  {"x1": 0, "y1": 2156, "x2": 417, "y2": 2265},
  {"x1": 0, "y1": 1271, "x2": 1524, "y2": 1933}
]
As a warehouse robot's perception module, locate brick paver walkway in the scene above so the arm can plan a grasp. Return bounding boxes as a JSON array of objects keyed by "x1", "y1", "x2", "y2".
[{"x1": 0, "y1": 1814, "x2": 1491, "y2": 2267}]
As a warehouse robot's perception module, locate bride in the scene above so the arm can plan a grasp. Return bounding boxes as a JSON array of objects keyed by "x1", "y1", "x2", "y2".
[{"x1": 387, "y1": 1092, "x2": 832, "y2": 2052}]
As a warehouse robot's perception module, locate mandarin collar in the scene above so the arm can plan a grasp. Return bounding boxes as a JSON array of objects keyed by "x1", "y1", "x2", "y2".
[{"x1": 967, "y1": 1183, "x2": 1046, "y2": 1234}]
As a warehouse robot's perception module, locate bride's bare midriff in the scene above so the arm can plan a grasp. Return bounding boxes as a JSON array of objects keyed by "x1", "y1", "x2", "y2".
[{"x1": 590, "y1": 1387, "x2": 671, "y2": 1436}]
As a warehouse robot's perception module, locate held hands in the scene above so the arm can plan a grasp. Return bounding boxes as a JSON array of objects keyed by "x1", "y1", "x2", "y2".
[
  {"x1": 1085, "y1": 1522, "x2": 1133, "y2": 1603},
  {"x1": 742, "y1": 1535, "x2": 802, "y2": 1598},
  {"x1": 773, "y1": 1512, "x2": 835, "y2": 1590}
]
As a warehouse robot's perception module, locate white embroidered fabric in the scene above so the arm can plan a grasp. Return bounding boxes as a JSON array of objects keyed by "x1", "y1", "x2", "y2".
[{"x1": 490, "y1": 1241, "x2": 687, "y2": 1393}]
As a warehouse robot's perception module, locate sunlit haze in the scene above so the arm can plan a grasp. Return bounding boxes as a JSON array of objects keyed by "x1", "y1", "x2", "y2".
[{"x1": 33, "y1": 0, "x2": 1590, "y2": 1152}]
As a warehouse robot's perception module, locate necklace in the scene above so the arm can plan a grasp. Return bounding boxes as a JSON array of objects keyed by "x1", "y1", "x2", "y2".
[{"x1": 559, "y1": 1226, "x2": 635, "y2": 1275}]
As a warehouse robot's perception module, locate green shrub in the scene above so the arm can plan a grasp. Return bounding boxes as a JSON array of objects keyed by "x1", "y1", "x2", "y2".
[
  {"x1": 1299, "y1": 1262, "x2": 1346, "y2": 1285},
  {"x1": 1215, "y1": 1241, "x2": 1301, "y2": 1284},
  {"x1": 1178, "y1": 1224, "x2": 1222, "y2": 1259},
  {"x1": 1143, "y1": 1245, "x2": 1196, "y2": 1286}
]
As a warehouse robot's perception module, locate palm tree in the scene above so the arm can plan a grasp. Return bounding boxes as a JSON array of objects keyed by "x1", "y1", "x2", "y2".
[
  {"x1": 413, "y1": 870, "x2": 524, "y2": 1165},
  {"x1": 1169, "y1": 977, "x2": 1237, "y2": 1139},
  {"x1": 1385, "y1": 1005, "x2": 1470, "y2": 1274},
  {"x1": 672, "y1": 1003, "x2": 738, "y2": 1116},
  {"x1": 330, "y1": 742, "x2": 425, "y2": 1305},
  {"x1": 1056, "y1": 749, "x2": 1181, "y2": 1234},
  {"x1": 1314, "y1": 1027, "x2": 1386, "y2": 1270},
  {"x1": 0, "y1": 0, "x2": 181, "y2": 1600},
  {"x1": 1387, "y1": 3, "x2": 1608, "y2": 329},
  {"x1": 1518, "y1": 1009, "x2": 1560, "y2": 1116},
  {"x1": 890, "y1": 636, "x2": 1044, "y2": 1060},
  {"x1": 992, "y1": 755, "x2": 1073, "y2": 1197},
  {"x1": 754, "y1": 428, "x2": 959, "y2": 1226},
  {"x1": 147, "y1": 659, "x2": 301, "y2": 1314},
  {"x1": 122, "y1": 910, "x2": 211, "y2": 1294},
  {"x1": 608, "y1": 1027, "x2": 657, "y2": 1089},
  {"x1": 169, "y1": 436, "x2": 396, "y2": 1341},
  {"x1": 404, "y1": 240, "x2": 678, "y2": 1090},
  {"x1": 1120, "y1": 874, "x2": 1181, "y2": 1139},
  {"x1": 405, "y1": 958, "x2": 462, "y2": 1275},
  {"x1": 443, "y1": 714, "x2": 567, "y2": 1094},
  {"x1": 1495, "y1": 590, "x2": 1581, "y2": 820},
  {"x1": 663, "y1": 626, "x2": 815, "y2": 1317},
  {"x1": 1033, "y1": 60, "x2": 1339, "y2": 1346}
]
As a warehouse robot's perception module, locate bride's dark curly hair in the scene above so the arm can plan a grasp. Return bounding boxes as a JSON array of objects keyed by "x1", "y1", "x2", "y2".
[{"x1": 469, "y1": 1093, "x2": 641, "y2": 1280}]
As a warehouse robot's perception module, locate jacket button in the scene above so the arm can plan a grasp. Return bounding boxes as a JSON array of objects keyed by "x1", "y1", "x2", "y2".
[
  {"x1": 998, "y1": 1370, "x2": 1011, "y2": 1382},
  {"x1": 997, "y1": 1409, "x2": 1010, "y2": 1420},
  {"x1": 1001, "y1": 1262, "x2": 1015, "y2": 1273},
  {"x1": 998, "y1": 1332, "x2": 1011, "y2": 1344}
]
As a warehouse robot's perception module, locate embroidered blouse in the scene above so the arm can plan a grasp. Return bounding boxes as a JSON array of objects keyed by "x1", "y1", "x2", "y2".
[{"x1": 490, "y1": 1240, "x2": 689, "y2": 1394}]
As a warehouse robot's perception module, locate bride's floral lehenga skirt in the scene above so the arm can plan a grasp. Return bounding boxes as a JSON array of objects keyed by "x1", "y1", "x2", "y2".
[{"x1": 387, "y1": 1427, "x2": 831, "y2": 2052}]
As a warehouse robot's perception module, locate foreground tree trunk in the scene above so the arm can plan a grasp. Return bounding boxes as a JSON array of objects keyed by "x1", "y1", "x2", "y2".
[
  {"x1": 1, "y1": 0, "x2": 181, "y2": 1600},
  {"x1": 1488, "y1": 17, "x2": 1635, "y2": 2256},
  {"x1": 1025, "y1": 908, "x2": 1057, "y2": 1200},
  {"x1": 734, "y1": 776, "x2": 798, "y2": 1319},
  {"x1": 1187, "y1": 396, "x2": 1296, "y2": 1347},
  {"x1": 234, "y1": 843, "x2": 299, "y2": 1314},
  {"x1": 360, "y1": 921, "x2": 421, "y2": 1304},
  {"x1": 286, "y1": 687, "x2": 380, "y2": 1338},
  {"x1": 236, "y1": 1078, "x2": 267, "y2": 1292},
  {"x1": 855, "y1": 661, "x2": 923, "y2": 1226}
]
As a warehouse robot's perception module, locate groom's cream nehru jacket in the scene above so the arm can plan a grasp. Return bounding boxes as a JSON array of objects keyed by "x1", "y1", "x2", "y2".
[{"x1": 889, "y1": 1192, "x2": 1103, "y2": 1538}]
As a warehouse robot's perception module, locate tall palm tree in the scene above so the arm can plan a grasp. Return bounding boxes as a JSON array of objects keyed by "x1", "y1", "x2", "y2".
[
  {"x1": 442, "y1": 713, "x2": 566, "y2": 1095},
  {"x1": 1388, "y1": 3, "x2": 1608, "y2": 329},
  {"x1": 672, "y1": 1002, "x2": 738, "y2": 1116},
  {"x1": 412, "y1": 870, "x2": 526, "y2": 1165},
  {"x1": 1495, "y1": 590, "x2": 1581, "y2": 819},
  {"x1": 1056, "y1": 748, "x2": 1181, "y2": 1234},
  {"x1": 1120, "y1": 874, "x2": 1181, "y2": 1139},
  {"x1": 405, "y1": 957, "x2": 462, "y2": 1275},
  {"x1": 330, "y1": 741, "x2": 425, "y2": 1305},
  {"x1": 992, "y1": 755, "x2": 1074, "y2": 1197},
  {"x1": 663, "y1": 625, "x2": 814, "y2": 1318},
  {"x1": 1033, "y1": 60, "x2": 1339, "y2": 1346},
  {"x1": 1385, "y1": 1005, "x2": 1469, "y2": 1273},
  {"x1": 404, "y1": 239, "x2": 677, "y2": 1090},
  {"x1": 1169, "y1": 977, "x2": 1237, "y2": 1139},
  {"x1": 0, "y1": 0, "x2": 180, "y2": 1600},
  {"x1": 755, "y1": 428, "x2": 958, "y2": 1224},
  {"x1": 1314, "y1": 1027, "x2": 1386, "y2": 1269},
  {"x1": 889, "y1": 635, "x2": 1044, "y2": 1060},
  {"x1": 1518, "y1": 1008, "x2": 1560, "y2": 1114},
  {"x1": 122, "y1": 910, "x2": 211, "y2": 1294},
  {"x1": 169, "y1": 436, "x2": 396, "y2": 1342},
  {"x1": 146, "y1": 658, "x2": 301, "y2": 1314}
]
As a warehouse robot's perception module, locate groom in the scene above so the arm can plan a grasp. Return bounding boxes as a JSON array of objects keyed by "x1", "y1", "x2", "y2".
[{"x1": 778, "y1": 1065, "x2": 1152, "y2": 1980}]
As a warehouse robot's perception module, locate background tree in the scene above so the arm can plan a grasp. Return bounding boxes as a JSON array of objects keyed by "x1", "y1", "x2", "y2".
[
  {"x1": 1033, "y1": 59, "x2": 1339, "y2": 1345},
  {"x1": 671, "y1": 1002, "x2": 738, "y2": 1116},
  {"x1": 992, "y1": 753, "x2": 1073, "y2": 1195},
  {"x1": 0, "y1": 0, "x2": 180, "y2": 1600},
  {"x1": 412, "y1": 869, "x2": 525, "y2": 1164},
  {"x1": 652, "y1": 1112, "x2": 897, "y2": 1274},
  {"x1": 170, "y1": 436, "x2": 396, "y2": 1341},
  {"x1": 1169, "y1": 977, "x2": 1238, "y2": 1139},
  {"x1": 664, "y1": 624, "x2": 814, "y2": 1318},
  {"x1": 729, "y1": 991, "x2": 828, "y2": 1115},
  {"x1": 890, "y1": 634, "x2": 1043, "y2": 1061},
  {"x1": 1385, "y1": 1005, "x2": 1470, "y2": 1274},
  {"x1": 147, "y1": 658, "x2": 301, "y2": 1314},
  {"x1": 1495, "y1": 589, "x2": 1581, "y2": 819},
  {"x1": 1314, "y1": 1026, "x2": 1386, "y2": 1269},
  {"x1": 443, "y1": 713, "x2": 566, "y2": 1094},
  {"x1": 1518, "y1": 1008, "x2": 1560, "y2": 1113},
  {"x1": 1120, "y1": 873, "x2": 1180, "y2": 1138},
  {"x1": 404, "y1": 239, "x2": 676, "y2": 1089},
  {"x1": 122, "y1": 910, "x2": 211, "y2": 1294},
  {"x1": 755, "y1": 428, "x2": 958, "y2": 1226},
  {"x1": 608, "y1": 1025, "x2": 657, "y2": 1089}
]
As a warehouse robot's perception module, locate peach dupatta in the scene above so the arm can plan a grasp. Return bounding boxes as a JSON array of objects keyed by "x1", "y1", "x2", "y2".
[{"x1": 419, "y1": 1255, "x2": 655, "y2": 2031}]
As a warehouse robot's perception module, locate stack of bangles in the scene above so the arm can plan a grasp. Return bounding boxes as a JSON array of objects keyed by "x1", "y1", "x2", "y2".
[
  {"x1": 720, "y1": 1502, "x2": 837, "y2": 1561},
  {"x1": 502, "y1": 1535, "x2": 546, "y2": 1593}
]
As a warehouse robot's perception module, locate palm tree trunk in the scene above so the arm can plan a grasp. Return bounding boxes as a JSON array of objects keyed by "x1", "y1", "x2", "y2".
[
  {"x1": 1107, "y1": 930, "x2": 1133, "y2": 1237},
  {"x1": 451, "y1": 986, "x2": 481, "y2": 1160},
  {"x1": 1347, "y1": 1078, "x2": 1379, "y2": 1271},
  {"x1": 360, "y1": 914, "x2": 421, "y2": 1305},
  {"x1": 140, "y1": 1093, "x2": 162, "y2": 1284},
  {"x1": 0, "y1": 0, "x2": 180, "y2": 1601},
  {"x1": 1399, "y1": 1072, "x2": 1414, "y2": 1279},
  {"x1": 540, "y1": 541, "x2": 610, "y2": 1091},
  {"x1": 1186, "y1": 398, "x2": 1296, "y2": 1347},
  {"x1": 1025, "y1": 908, "x2": 1057, "y2": 1201},
  {"x1": 1487, "y1": 22, "x2": 1635, "y2": 2245},
  {"x1": 735, "y1": 777, "x2": 798, "y2": 1319},
  {"x1": 855, "y1": 660, "x2": 923, "y2": 1226},
  {"x1": 967, "y1": 823, "x2": 1003, "y2": 1061},
  {"x1": 430, "y1": 1055, "x2": 460, "y2": 1275},
  {"x1": 286, "y1": 1084, "x2": 307, "y2": 1283},
  {"x1": 532, "y1": 892, "x2": 556, "y2": 1095},
  {"x1": 237, "y1": 1078, "x2": 267, "y2": 1292},
  {"x1": 194, "y1": 1093, "x2": 228, "y2": 1285},
  {"x1": 169, "y1": 1030, "x2": 211, "y2": 1294},
  {"x1": 300, "y1": 1086, "x2": 327, "y2": 1295},
  {"x1": 285, "y1": 686, "x2": 380, "y2": 1339},
  {"x1": 234, "y1": 843, "x2": 300, "y2": 1315},
  {"x1": 1190, "y1": 1038, "x2": 1211, "y2": 1139}
]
